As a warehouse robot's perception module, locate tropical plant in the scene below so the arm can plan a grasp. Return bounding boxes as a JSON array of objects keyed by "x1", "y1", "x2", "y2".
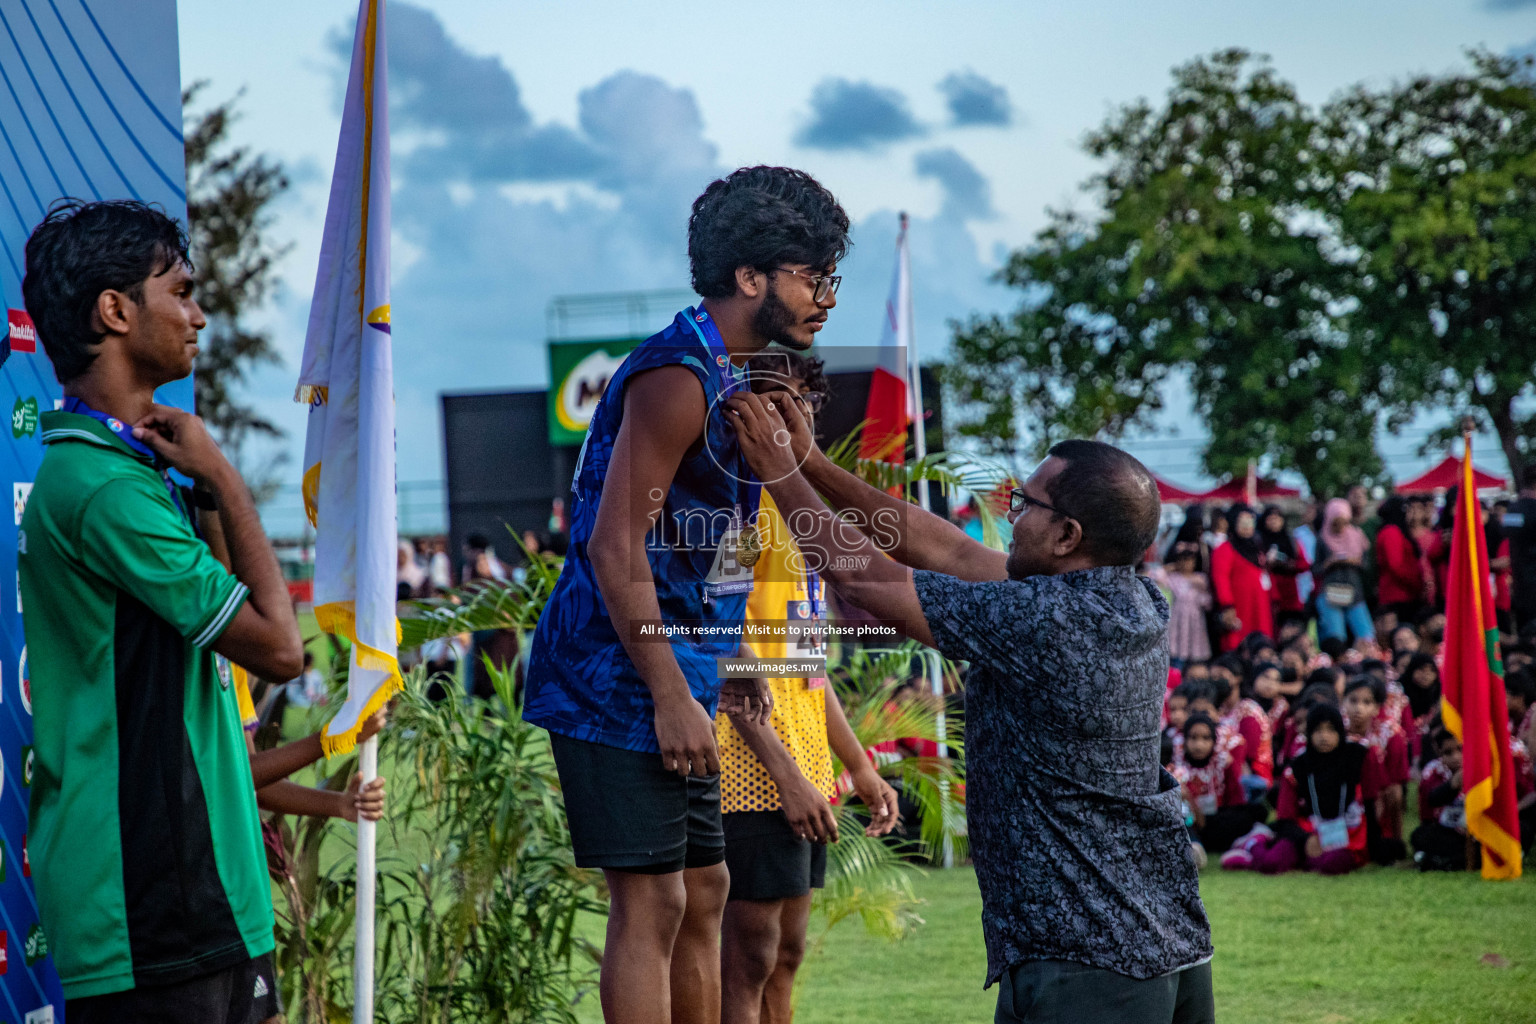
[
  {"x1": 268, "y1": 662, "x2": 606, "y2": 1023},
  {"x1": 398, "y1": 543, "x2": 562, "y2": 649},
  {"x1": 812, "y1": 644, "x2": 967, "y2": 944}
]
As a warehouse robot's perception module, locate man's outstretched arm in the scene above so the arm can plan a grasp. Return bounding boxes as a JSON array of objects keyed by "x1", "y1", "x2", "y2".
[
  {"x1": 727, "y1": 392, "x2": 935, "y2": 645},
  {"x1": 767, "y1": 392, "x2": 1006, "y2": 583}
]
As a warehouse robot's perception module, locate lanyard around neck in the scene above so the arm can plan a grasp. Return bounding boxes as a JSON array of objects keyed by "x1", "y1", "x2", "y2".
[
  {"x1": 1307, "y1": 775, "x2": 1348, "y2": 820},
  {"x1": 62, "y1": 397, "x2": 192, "y2": 525},
  {"x1": 684, "y1": 305, "x2": 761, "y2": 518}
]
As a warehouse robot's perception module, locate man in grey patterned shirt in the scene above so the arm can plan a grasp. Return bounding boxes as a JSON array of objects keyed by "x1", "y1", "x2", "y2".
[{"x1": 726, "y1": 392, "x2": 1214, "y2": 1024}]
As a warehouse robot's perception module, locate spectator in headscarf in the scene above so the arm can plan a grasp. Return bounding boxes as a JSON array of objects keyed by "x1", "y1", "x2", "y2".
[
  {"x1": 1211, "y1": 503, "x2": 1274, "y2": 652},
  {"x1": 1258, "y1": 506, "x2": 1310, "y2": 630},
  {"x1": 1374, "y1": 496, "x2": 1430, "y2": 624},
  {"x1": 1314, "y1": 498, "x2": 1374, "y2": 646}
]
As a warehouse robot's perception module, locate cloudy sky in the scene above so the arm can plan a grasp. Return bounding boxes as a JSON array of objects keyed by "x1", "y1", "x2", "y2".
[{"x1": 177, "y1": 0, "x2": 1536, "y2": 524}]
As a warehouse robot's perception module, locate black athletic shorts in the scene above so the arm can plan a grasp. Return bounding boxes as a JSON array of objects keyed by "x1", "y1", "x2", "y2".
[
  {"x1": 251, "y1": 951, "x2": 283, "y2": 1021},
  {"x1": 723, "y1": 810, "x2": 828, "y2": 901},
  {"x1": 66, "y1": 954, "x2": 268, "y2": 1024},
  {"x1": 550, "y1": 732, "x2": 725, "y2": 874}
]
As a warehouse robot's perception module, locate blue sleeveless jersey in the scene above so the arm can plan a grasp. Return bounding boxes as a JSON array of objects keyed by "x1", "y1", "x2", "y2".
[{"x1": 523, "y1": 308, "x2": 760, "y2": 752}]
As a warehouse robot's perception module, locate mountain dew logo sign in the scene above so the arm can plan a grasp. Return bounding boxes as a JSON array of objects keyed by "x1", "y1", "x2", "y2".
[
  {"x1": 547, "y1": 338, "x2": 640, "y2": 445},
  {"x1": 10, "y1": 397, "x2": 36, "y2": 439}
]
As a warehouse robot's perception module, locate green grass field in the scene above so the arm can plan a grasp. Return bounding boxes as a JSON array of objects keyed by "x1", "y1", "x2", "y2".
[
  {"x1": 566, "y1": 858, "x2": 1536, "y2": 1024},
  {"x1": 786, "y1": 864, "x2": 1536, "y2": 1024}
]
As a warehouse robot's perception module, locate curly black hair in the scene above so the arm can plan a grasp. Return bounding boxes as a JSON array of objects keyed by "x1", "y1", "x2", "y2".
[
  {"x1": 688, "y1": 166, "x2": 851, "y2": 299},
  {"x1": 22, "y1": 198, "x2": 191, "y2": 383}
]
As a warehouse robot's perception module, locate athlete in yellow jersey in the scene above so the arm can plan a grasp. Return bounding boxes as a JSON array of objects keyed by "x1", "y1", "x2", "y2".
[{"x1": 718, "y1": 353, "x2": 899, "y2": 1024}]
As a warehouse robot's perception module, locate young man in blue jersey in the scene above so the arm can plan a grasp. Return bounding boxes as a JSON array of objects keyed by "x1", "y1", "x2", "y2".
[{"x1": 523, "y1": 167, "x2": 851, "y2": 1024}]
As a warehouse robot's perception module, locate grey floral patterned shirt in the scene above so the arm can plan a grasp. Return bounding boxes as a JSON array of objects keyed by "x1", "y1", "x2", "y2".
[{"x1": 914, "y1": 565, "x2": 1212, "y2": 986}]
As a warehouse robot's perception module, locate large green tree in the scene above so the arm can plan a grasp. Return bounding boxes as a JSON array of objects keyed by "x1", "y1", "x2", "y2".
[
  {"x1": 183, "y1": 83, "x2": 291, "y2": 495},
  {"x1": 1325, "y1": 50, "x2": 1536, "y2": 481},
  {"x1": 943, "y1": 207, "x2": 1175, "y2": 470},
  {"x1": 948, "y1": 50, "x2": 1387, "y2": 495}
]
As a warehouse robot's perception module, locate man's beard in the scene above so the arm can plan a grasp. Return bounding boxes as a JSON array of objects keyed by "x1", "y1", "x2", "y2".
[{"x1": 752, "y1": 280, "x2": 809, "y2": 349}]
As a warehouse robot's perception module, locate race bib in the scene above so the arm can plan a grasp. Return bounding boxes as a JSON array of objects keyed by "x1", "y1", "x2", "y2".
[
  {"x1": 704, "y1": 523, "x2": 755, "y2": 597},
  {"x1": 1196, "y1": 793, "x2": 1218, "y2": 816}
]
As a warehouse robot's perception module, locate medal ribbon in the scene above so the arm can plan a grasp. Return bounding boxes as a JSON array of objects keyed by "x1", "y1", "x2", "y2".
[{"x1": 684, "y1": 305, "x2": 762, "y2": 519}]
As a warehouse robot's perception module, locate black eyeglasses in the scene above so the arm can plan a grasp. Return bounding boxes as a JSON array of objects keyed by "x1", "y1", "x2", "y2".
[
  {"x1": 1010, "y1": 487, "x2": 1072, "y2": 519},
  {"x1": 773, "y1": 267, "x2": 841, "y2": 304}
]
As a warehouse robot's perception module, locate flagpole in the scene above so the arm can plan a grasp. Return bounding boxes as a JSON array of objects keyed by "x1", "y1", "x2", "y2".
[
  {"x1": 900, "y1": 213, "x2": 930, "y2": 513},
  {"x1": 898, "y1": 215, "x2": 947, "y2": 863},
  {"x1": 355, "y1": 735, "x2": 378, "y2": 1023}
]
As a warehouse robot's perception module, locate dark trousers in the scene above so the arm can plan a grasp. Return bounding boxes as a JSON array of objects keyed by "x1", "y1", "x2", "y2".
[
  {"x1": 1411, "y1": 821, "x2": 1467, "y2": 872},
  {"x1": 67, "y1": 956, "x2": 261, "y2": 1024},
  {"x1": 995, "y1": 958, "x2": 1214, "y2": 1024}
]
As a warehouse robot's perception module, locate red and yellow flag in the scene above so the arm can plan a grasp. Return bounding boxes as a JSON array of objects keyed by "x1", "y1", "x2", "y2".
[{"x1": 1441, "y1": 435, "x2": 1522, "y2": 879}]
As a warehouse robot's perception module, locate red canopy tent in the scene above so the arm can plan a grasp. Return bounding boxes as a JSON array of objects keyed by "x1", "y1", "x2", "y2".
[
  {"x1": 1152, "y1": 475, "x2": 1207, "y2": 504},
  {"x1": 1194, "y1": 477, "x2": 1302, "y2": 503},
  {"x1": 1396, "y1": 456, "x2": 1507, "y2": 493}
]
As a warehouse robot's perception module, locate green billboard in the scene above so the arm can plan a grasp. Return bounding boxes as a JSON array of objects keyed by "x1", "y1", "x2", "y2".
[{"x1": 547, "y1": 337, "x2": 642, "y2": 445}]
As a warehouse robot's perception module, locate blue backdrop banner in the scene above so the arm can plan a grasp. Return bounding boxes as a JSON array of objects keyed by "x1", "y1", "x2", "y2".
[{"x1": 0, "y1": 1, "x2": 187, "y2": 1021}]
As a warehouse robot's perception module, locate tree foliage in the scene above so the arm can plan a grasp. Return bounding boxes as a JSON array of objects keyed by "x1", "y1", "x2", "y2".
[
  {"x1": 1325, "y1": 50, "x2": 1536, "y2": 478},
  {"x1": 183, "y1": 83, "x2": 291, "y2": 494},
  {"x1": 950, "y1": 48, "x2": 1536, "y2": 493}
]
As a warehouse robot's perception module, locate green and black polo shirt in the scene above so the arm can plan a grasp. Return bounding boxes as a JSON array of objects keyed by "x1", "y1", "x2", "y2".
[{"x1": 17, "y1": 410, "x2": 272, "y2": 999}]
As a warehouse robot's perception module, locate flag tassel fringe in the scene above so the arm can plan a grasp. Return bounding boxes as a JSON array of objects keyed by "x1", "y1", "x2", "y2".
[{"x1": 315, "y1": 600, "x2": 405, "y2": 758}]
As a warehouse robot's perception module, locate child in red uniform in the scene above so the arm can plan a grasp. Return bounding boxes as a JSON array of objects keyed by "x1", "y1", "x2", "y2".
[
  {"x1": 1215, "y1": 670, "x2": 1273, "y2": 800},
  {"x1": 1221, "y1": 704, "x2": 1367, "y2": 875},
  {"x1": 1402, "y1": 653, "x2": 1442, "y2": 766},
  {"x1": 1278, "y1": 685, "x2": 1340, "y2": 773},
  {"x1": 1174, "y1": 713, "x2": 1264, "y2": 857},
  {"x1": 1164, "y1": 682, "x2": 1196, "y2": 744},
  {"x1": 1412, "y1": 729, "x2": 1467, "y2": 871},
  {"x1": 1344, "y1": 676, "x2": 1409, "y2": 863},
  {"x1": 1211, "y1": 504, "x2": 1274, "y2": 652}
]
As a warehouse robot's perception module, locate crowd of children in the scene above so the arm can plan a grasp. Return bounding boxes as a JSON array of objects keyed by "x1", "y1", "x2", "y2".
[{"x1": 1159, "y1": 623, "x2": 1536, "y2": 874}]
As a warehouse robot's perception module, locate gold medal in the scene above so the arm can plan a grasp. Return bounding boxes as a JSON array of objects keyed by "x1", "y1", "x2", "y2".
[{"x1": 737, "y1": 529, "x2": 761, "y2": 568}]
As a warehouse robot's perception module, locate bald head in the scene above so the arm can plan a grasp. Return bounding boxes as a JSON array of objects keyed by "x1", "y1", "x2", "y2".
[{"x1": 1043, "y1": 440, "x2": 1161, "y2": 567}]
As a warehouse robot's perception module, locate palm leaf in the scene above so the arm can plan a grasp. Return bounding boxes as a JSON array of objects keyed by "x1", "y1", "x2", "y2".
[
  {"x1": 824, "y1": 424, "x2": 1012, "y2": 549},
  {"x1": 397, "y1": 548, "x2": 560, "y2": 650}
]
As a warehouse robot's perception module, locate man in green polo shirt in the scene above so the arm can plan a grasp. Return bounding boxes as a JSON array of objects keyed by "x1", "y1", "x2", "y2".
[{"x1": 18, "y1": 199, "x2": 304, "y2": 1023}]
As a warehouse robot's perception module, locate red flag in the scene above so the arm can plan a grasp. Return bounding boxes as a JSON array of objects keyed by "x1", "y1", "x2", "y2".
[
  {"x1": 860, "y1": 214, "x2": 913, "y2": 463},
  {"x1": 1441, "y1": 436, "x2": 1522, "y2": 879}
]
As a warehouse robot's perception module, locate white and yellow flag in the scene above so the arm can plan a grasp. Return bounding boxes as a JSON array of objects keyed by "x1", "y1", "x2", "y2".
[{"x1": 297, "y1": 0, "x2": 397, "y2": 757}]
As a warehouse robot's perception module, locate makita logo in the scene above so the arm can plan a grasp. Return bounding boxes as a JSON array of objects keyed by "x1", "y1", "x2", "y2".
[{"x1": 6, "y1": 310, "x2": 35, "y2": 353}]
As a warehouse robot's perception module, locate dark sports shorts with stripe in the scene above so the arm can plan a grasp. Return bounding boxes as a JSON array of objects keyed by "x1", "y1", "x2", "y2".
[
  {"x1": 550, "y1": 732, "x2": 725, "y2": 874},
  {"x1": 723, "y1": 810, "x2": 828, "y2": 902},
  {"x1": 66, "y1": 954, "x2": 271, "y2": 1024}
]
